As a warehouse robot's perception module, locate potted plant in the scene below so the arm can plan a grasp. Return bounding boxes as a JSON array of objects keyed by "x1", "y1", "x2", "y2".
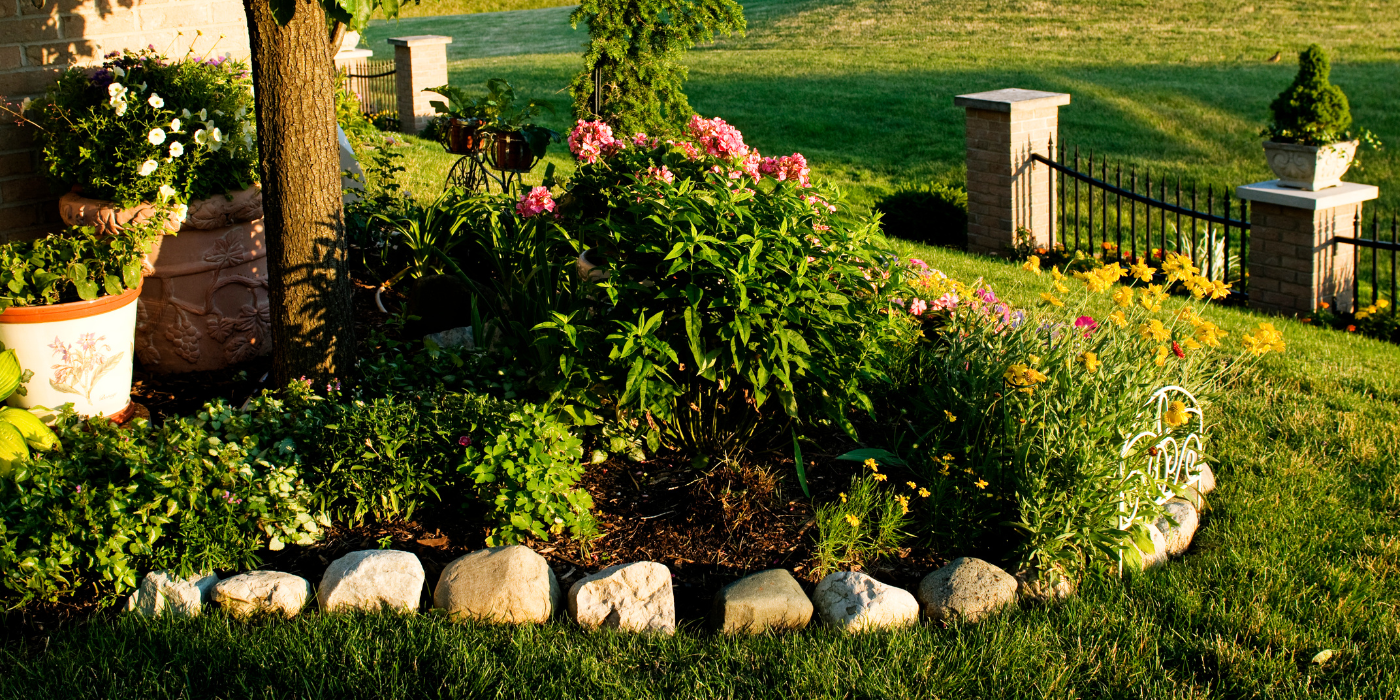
[
  {"x1": 427, "y1": 79, "x2": 558, "y2": 169},
  {"x1": 424, "y1": 81, "x2": 503, "y2": 155},
  {"x1": 21, "y1": 47, "x2": 270, "y2": 374},
  {"x1": 0, "y1": 217, "x2": 166, "y2": 420},
  {"x1": 1262, "y1": 44, "x2": 1379, "y2": 191}
]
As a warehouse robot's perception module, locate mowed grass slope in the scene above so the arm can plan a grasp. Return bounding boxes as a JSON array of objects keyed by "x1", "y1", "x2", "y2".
[
  {"x1": 5, "y1": 244, "x2": 1400, "y2": 699},
  {"x1": 362, "y1": 0, "x2": 1400, "y2": 211}
]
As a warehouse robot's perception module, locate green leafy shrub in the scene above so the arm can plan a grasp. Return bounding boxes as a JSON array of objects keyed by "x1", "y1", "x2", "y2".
[
  {"x1": 811, "y1": 468, "x2": 911, "y2": 578},
  {"x1": 0, "y1": 218, "x2": 165, "y2": 310},
  {"x1": 873, "y1": 184, "x2": 968, "y2": 248},
  {"x1": 537, "y1": 118, "x2": 916, "y2": 453},
  {"x1": 464, "y1": 403, "x2": 596, "y2": 546},
  {"x1": 335, "y1": 71, "x2": 378, "y2": 143},
  {"x1": 1265, "y1": 44, "x2": 1352, "y2": 146},
  {"x1": 27, "y1": 47, "x2": 258, "y2": 207},
  {"x1": 0, "y1": 390, "x2": 325, "y2": 606}
]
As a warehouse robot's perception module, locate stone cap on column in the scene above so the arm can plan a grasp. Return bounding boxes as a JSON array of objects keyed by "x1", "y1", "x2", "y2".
[
  {"x1": 1236, "y1": 180, "x2": 1378, "y2": 210},
  {"x1": 388, "y1": 35, "x2": 454, "y2": 47},
  {"x1": 954, "y1": 88, "x2": 1071, "y2": 113}
]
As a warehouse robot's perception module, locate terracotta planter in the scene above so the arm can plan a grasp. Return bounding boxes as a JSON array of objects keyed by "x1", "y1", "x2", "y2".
[
  {"x1": 0, "y1": 285, "x2": 141, "y2": 420},
  {"x1": 59, "y1": 187, "x2": 271, "y2": 374},
  {"x1": 493, "y1": 131, "x2": 534, "y2": 172},
  {"x1": 447, "y1": 118, "x2": 484, "y2": 155},
  {"x1": 1262, "y1": 140, "x2": 1358, "y2": 191}
]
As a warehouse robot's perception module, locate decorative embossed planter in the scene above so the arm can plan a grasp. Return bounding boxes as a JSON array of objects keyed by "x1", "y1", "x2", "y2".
[
  {"x1": 1262, "y1": 140, "x2": 1358, "y2": 191},
  {"x1": 59, "y1": 187, "x2": 271, "y2": 374},
  {"x1": 0, "y1": 285, "x2": 141, "y2": 420}
]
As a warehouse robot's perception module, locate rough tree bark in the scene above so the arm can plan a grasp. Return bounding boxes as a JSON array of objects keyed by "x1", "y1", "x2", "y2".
[{"x1": 244, "y1": 0, "x2": 356, "y2": 385}]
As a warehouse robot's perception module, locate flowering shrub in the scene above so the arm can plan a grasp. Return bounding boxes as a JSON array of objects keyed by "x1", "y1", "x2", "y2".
[
  {"x1": 536, "y1": 116, "x2": 914, "y2": 452},
  {"x1": 516, "y1": 186, "x2": 556, "y2": 218},
  {"x1": 27, "y1": 47, "x2": 258, "y2": 207},
  {"x1": 879, "y1": 254, "x2": 1284, "y2": 577}
]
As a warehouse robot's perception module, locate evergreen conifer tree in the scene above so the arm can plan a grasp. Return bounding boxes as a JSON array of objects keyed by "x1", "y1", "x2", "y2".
[
  {"x1": 1267, "y1": 44, "x2": 1352, "y2": 145},
  {"x1": 569, "y1": 0, "x2": 746, "y2": 137}
]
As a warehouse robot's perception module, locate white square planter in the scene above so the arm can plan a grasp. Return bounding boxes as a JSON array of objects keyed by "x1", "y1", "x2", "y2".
[{"x1": 1262, "y1": 140, "x2": 1358, "y2": 191}]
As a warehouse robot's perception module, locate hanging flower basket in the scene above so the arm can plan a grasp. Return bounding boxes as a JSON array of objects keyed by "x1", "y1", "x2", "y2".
[
  {"x1": 447, "y1": 118, "x2": 485, "y2": 155},
  {"x1": 493, "y1": 131, "x2": 535, "y2": 173}
]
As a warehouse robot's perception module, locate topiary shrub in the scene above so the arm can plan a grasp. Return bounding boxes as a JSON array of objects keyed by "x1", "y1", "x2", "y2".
[
  {"x1": 873, "y1": 184, "x2": 968, "y2": 248},
  {"x1": 1265, "y1": 44, "x2": 1352, "y2": 146}
]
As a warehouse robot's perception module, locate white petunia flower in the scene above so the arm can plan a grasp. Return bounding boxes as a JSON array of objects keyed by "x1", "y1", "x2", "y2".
[
  {"x1": 147, "y1": 93, "x2": 163, "y2": 109},
  {"x1": 193, "y1": 129, "x2": 207, "y2": 145},
  {"x1": 169, "y1": 118, "x2": 181, "y2": 132},
  {"x1": 198, "y1": 108, "x2": 207, "y2": 120},
  {"x1": 235, "y1": 106, "x2": 246, "y2": 120},
  {"x1": 113, "y1": 99, "x2": 128, "y2": 116},
  {"x1": 138, "y1": 159, "x2": 159, "y2": 177},
  {"x1": 167, "y1": 141, "x2": 184, "y2": 158},
  {"x1": 157, "y1": 184, "x2": 176, "y2": 202},
  {"x1": 181, "y1": 108, "x2": 192, "y2": 118},
  {"x1": 136, "y1": 82, "x2": 146, "y2": 92},
  {"x1": 108, "y1": 82, "x2": 125, "y2": 97},
  {"x1": 112, "y1": 66, "x2": 125, "y2": 78},
  {"x1": 173, "y1": 203, "x2": 189, "y2": 222},
  {"x1": 210, "y1": 127, "x2": 222, "y2": 143},
  {"x1": 147, "y1": 128, "x2": 166, "y2": 145}
]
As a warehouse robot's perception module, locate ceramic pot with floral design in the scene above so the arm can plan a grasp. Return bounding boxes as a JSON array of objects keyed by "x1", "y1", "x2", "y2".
[
  {"x1": 59, "y1": 186, "x2": 271, "y2": 374},
  {"x1": 0, "y1": 285, "x2": 141, "y2": 420}
]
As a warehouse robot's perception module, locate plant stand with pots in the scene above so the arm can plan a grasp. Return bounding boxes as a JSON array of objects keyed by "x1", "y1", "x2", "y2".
[
  {"x1": 59, "y1": 187, "x2": 272, "y2": 374},
  {"x1": 445, "y1": 130, "x2": 543, "y2": 193}
]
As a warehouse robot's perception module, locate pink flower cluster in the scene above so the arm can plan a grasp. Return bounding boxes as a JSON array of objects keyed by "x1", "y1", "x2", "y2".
[
  {"x1": 569, "y1": 120, "x2": 615, "y2": 164},
  {"x1": 803, "y1": 193, "x2": 837, "y2": 213},
  {"x1": 686, "y1": 115, "x2": 749, "y2": 158},
  {"x1": 759, "y1": 153, "x2": 811, "y2": 187},
  {"x1": 644, "y1": 165, "x2": 675, "y2": 184},
  {"x1": 632, "y1": 132, "x2": 660, "y2": 149},
  {"x1": 516, "y1": 186, "x2": 555, "y2": 218}
]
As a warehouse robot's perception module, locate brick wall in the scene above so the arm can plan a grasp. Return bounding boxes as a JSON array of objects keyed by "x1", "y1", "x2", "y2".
[{"x1": 0, "y1": 0, "x2": 250, "y2": 240}]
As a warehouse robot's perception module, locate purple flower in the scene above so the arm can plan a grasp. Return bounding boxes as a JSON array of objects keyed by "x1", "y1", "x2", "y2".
[{"x1": 458, "y1": 436, "x2": 472, "y2": 447}]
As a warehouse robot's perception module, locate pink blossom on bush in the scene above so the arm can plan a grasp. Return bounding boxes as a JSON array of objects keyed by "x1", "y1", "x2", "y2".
[
  {"x1": 907, "y1": 258, "x2": 930, "y2": 271},
  {"x1": 760, "y1": 153, "x2": 811, "y2": 187},
  {"x1": 740, "y1": 151, "x2": 763, "y2": 182},
  {"x1": 601, "y1": 139, "x2": 628, "y2": 158},
  {"x1": 686, "y1": 115, "x2": 749, "y2": 158},
  {"x1": 516, "y1": 186, "x2": 555, "y2": 218},
  {"x1": 632, "y1": 132, "x2": 660, "y2": 148},
  {"x1": 803, "y1": 193, "x2": 837, "y2": 213},
  {"x1": 667, "y1": 139, "x2": 701, "y2": 160},
  {"x1": 929, "y1": 293, "x2": 959, "y2": 311},
  {"x1": 569, "y1": 119, "x2": 614, "y2": 164},
  {"x1": 909, "y1": 298, "x2": 928, "y2": 316},
  {"x1": 645, "y1": 165, "x2": 675, "y2": 184}
]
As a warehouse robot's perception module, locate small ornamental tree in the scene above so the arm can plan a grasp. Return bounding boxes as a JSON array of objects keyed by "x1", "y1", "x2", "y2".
[
  {"x1": 569, "y1": 0, "x2": 745, "y2": 138},
  {"x1": 1266, "y1": 44, "x2": 1352, "y2": 146}
]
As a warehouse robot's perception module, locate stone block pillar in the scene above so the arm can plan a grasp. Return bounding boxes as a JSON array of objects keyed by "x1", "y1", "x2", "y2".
[
  {"x1": 954, "y1": 88, "x2": 1071, "y2": 255},
  {"x1": 952, "y1": 87, "x2": 1069, "y2": 256},
  {"x1": 388, "y1": 35, "x2": 453, "y2": 135},
  {"x1": 1237, "y1": 180, "x2": 1378, "y2": 315}
]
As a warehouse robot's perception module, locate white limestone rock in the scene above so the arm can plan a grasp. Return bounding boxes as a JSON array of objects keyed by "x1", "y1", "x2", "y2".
[
  {"x1": 1134, "y1": 523, "x2": 1170, "y2": 570},
  {"x1": 434, "y1": 545, "x2": 560, "y2": 624},
  {"x1": 125, "y1": 570, "x2": 219, "y2": 618},
  {"x1": 1196, "y1": 464, "x2": 1217, "y2": 494},
  {"x1": 213, "y1": 571, "x2": 313, "y2": 619},
  {"x1": 319, "y1": 550, "x2": 425, "y2": 613},
  {"x1": 568, "y1": 562, "x2": 675, "y2": 634},
  {"x1": 812, "y1": 571, "x2": 919, "y2": 632},
  {"x1": 917, "y1": 557, "x2": 1018, "y2": 622},
  {"x1": 1153, "y1": 498, "x2": 1200, "y2": 557}
]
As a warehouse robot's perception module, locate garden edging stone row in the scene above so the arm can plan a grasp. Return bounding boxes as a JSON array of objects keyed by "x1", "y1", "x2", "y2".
[
  {"x1": 213, "y1": 570, "x2": 314, "y2": 619},
  {"x1": 125, "y1": 570, "x2": 219, "y2": 618},
  {"x1": 710, "y1": 568, "x2": 813, "y2": 634},
  {"x1": 917, "y1": 557, "x2": 1018, "y2": 622},
  {"x1": 568, "y1": 561, "x2": 676, "y2": 634},
  {"x1": 434, "y1": 545, "x2": 560, "y2": 624},
  {"x1": 319, "y1": 550, "x2": 426, "y2": 614},
  {"x1": 813, "y1": 571, "x2": 919, "y2": 632}
]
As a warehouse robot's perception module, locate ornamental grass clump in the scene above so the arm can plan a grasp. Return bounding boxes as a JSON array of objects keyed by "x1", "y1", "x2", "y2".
[
  {"x1": 536, "y1": 116, "x2": 916, "y2": 454},
  {"x1": 879, "y1": 254, "x2": 1285, "y2": 578},
  {"x1": 25, "y1": 46, "x2": 258, "y2": 207}
]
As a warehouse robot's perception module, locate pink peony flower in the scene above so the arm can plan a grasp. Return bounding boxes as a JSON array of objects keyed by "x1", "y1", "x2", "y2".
[
  {"x1": 516, "y1": 186, "x2": 556, "y2": 218},
  {"x1": 568, "y1": 119, "x2": 614, "y2": 164}
]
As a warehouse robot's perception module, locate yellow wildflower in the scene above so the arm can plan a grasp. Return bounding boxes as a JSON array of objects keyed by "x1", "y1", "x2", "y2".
[
  {"x1": 1051, "y1": 265, "x2": 1065, "y2": 282},
  {"x1": 1153, "y1": 345, "x2": 1170, "y2": 367},
  {"x1": 845, "y1": 513, "x2": 860, "y2": 528},
  {"x1": 1164, "y1": 400, "x2": 1189, "y2": 428},
  {"x1": 1161, "y1": 252, "x2": 1199, "y2": 283},
  {"x1": 1080, "y1": 351, "x2": 1100, "y2": 373},
  {"x1": 839, "y1": 492, "x2": 847, "y2": 503},
  {"x1": 1054, "y1": 280, "x2": 1069, "y2": 294},
  {"x1": 1140, "y1": 319, "x2": 1171, "y2": 342},
  {"x1": 1003, "y1": 363, "x2": 1049, "y2": 393},
  {"x1": 1097, "y1": 263, "x2": 1126, "y2": 283},
  {"x1": 1183, "y1": 275, "x2": 1210, "y2": 299},
  {"x1": 918, "y1": 487, "x2": 931, "y2": 498},
  {"x1": 1139, "y1": 284, "x2": 1167, "y2": 313},
  {"x1": 1040, "y1": 292, "x2": 1064, "y2": 307},
  {"x1": 1195, "y1": 321, "x2": 1227, "y2": 348},
  {"x1": 1181, "y1": 337, "x2": 1202, "y2": 351},
  {"x1": 942, "y1": 453, "x2": 954, "y2": 463},
  {"x1": 974, "y1": 479, "x2": 989, "y2": 489},
  {"x1": 864, "y1": 458, "x2": 879, "y2": 472},
  {"x1": 1028, "y1": 354, "x2": 1041, "y2": 365},
  {"x1": 1129, "y1": 260, "x2": 1156, "y2": 282},
  {"x1": 907, "y1": 481, "x2": 918, "y2": 490},
  {"x1": 1076, "y1": 270, "x2": 1112, "y2": 294},
  {"x1": 1209, "y1": 279, "x2": 1231, "y2": 300},
  {"x1": 1112, "y1": 286, "x2": 1134, "y2": 307},
  {"x1": 1108, "y1": 310, "x2": 1129, "y2": 327},
  {"x1": 1242, "y1": 322, "x2": 1286, "y2": 356},
  {"x1": 944, "y1": 410, "x2": 957, "y2": 423},
  {"x1": 1175, "y1": 306, "x2": 1203, "y2": 327},
  {"x1": 895, "y1": 494, "x2": 910, "y2": 515},
  {"x1": 1379, "y1": 299, "x2": 1392, "y2": 309},
  {"x1": 873, "y1": 473, "x2": 888, "y2": 482},
  {"x1": 1022, "y1": 256, "x2": 1042, "y2": 274}
]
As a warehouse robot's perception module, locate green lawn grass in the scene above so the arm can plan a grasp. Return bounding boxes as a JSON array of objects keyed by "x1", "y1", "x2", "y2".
[
  {"x1": 361, "y1": 0, "x2": 1400, "y2": 212},
  {"x1": 5, "y1": 245, "x2": 1400, "y2": 698}
]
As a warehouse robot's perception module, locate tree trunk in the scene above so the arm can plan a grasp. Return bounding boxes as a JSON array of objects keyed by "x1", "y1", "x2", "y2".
[{"x1": 244, "y1": 0, "x2": 356, "y2": 385}]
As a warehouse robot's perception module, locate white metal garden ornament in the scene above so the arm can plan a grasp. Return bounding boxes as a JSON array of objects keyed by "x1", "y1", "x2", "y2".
[{"x1": 1117, "y1": 385, "x2": 1207, "y2": 568}]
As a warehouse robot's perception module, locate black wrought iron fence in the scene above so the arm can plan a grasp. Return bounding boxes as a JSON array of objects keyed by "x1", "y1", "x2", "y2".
[
  {"x1": 1340, "y1": 208, "x2": 1399, "y2": 310},
  {"x1": 341, "y1": 59, "x2": 397, "y2": 121},
  {"x1": 1030, "y1": 143, "x2": 1252, "y2": 299}
]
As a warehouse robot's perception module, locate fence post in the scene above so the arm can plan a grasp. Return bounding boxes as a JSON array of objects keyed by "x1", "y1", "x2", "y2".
[
  {"x1": 954, "y1": 88, "x2": 1071, "y2": 255},
  {"x1": 1236, "y1": 181, "x2": 1378, "y2": 314},
  {"x1": 388, "y1": 35, "x2": 453, "y2": 134}
]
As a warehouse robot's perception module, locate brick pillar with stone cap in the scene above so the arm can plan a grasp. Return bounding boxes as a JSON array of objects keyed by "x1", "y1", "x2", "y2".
[
  {"x1": 954, "y1": 88, "x2": 1071, "y2": 255},
  {"x1": 389, "y1": 35, "x2": 453, "y2": 134},
  {"x1": 1237, "y1": 180, "x2": 1378, "y2": 315}
]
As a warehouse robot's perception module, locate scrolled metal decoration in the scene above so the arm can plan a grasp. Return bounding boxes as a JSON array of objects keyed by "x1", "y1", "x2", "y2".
[{"x1": 1117, "y1": 385, "x2": 1209, "y2": 544}]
